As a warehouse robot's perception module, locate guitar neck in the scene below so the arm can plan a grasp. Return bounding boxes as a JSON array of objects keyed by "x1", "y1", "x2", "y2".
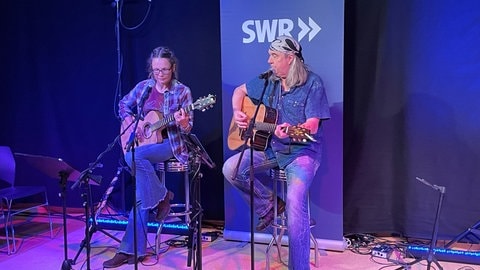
[
  {"x1": 254, "y1": 121, "x2": 276, "y2": 133},
  {"x1": 150, "y1": 104, "x2": 194, "y2": 132}
]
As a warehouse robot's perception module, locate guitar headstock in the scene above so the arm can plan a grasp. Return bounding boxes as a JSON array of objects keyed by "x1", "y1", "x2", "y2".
[
  {"x1": 193, "y1": 94, "x2": 216, "y2": 112},
  {"x1": 285, "y1": 126, "x2": 317, "y2": 142}
]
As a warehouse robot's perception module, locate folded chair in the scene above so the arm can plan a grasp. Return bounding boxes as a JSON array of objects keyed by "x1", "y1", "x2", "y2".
[{"x1": 0, "y1": 145, "x2": 53, "y2": 254}]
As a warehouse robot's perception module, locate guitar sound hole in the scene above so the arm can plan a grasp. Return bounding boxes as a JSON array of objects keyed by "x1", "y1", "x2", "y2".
[{"x1": 143, "y1": 124, "x2": 152, "y2": 139}]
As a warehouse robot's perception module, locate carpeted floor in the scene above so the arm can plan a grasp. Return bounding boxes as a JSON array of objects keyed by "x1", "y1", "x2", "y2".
[{"x1": 1, "y1": 210, "x2": 479, "y2": 270}]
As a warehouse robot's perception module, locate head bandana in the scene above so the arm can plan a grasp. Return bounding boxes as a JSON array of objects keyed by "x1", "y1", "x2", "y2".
[{"x1": 269, "y1": 35, "x2": 304, "y2": 62}]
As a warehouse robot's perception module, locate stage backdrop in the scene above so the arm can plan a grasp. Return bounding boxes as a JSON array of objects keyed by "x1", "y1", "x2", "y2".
[{"x1": 220, "y1": 0, "x2": 345, "y2": 251}]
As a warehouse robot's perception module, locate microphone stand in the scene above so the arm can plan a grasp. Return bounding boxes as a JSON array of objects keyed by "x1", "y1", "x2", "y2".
[
  {"x1": 60, "y1": 170, "x2": 74, "y2": 270},
  {"x1": 125, "y1": 123, "x2": 139, "y2": 270},
  {"x1": 233, "y1": 74, "x2": 272, "y2": 270},
  {"x1": 397, "y1": 177, "x2": 445, "y2": 270},
  {"x1": 71, "y1": 170, "x2": 96, "y2": 270},
  {"x1": 70, "y1": 146, "x2": 113, "y2": 269},
  {"x1": 123, "y1": 85, "x2": 151, "y2": 270},
  {"x1": 68, "y1": 103, "x2": 138, "y2": 267}
]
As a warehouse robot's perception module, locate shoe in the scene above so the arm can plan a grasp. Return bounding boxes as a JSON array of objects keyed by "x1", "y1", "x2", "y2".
[
  {"x1": 103, "y1": 253, "x2": 134, "y2": 268},
  {"x1": 256, "y1": 197, "x2": 286, "y2": 231},
  {"x1": 155, "y1": 190, "x2": 174, "y2": 221}
]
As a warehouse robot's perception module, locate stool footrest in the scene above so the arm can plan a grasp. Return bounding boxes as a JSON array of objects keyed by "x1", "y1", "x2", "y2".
[{"x1": 170, "y1": 203, "x2": 192, "y2": 217}]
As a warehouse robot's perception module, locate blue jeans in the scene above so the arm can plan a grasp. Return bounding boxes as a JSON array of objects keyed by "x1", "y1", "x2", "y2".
[
  {"x1": 119, "y1": 141, "x2": 174, "y2": 256},
  {"x1": 223, "y1": 151, "x2": 320, "y2": 270}
]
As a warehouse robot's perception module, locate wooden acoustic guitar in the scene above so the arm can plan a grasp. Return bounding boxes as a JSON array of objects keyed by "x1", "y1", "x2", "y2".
[
  {"x1": 227, "y1": 96, "x2": 315, "y2": 151},
  {"x1": 120, "y1": 94, "x2": 216, "y2": 153}
]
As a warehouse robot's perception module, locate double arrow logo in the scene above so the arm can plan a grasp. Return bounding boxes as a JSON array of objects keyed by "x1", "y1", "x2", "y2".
[
  {"x1": 298, "y1": 17, "x2": 321, "y2": 42},
  {"x1": 240, "y1": 17, "x2": 322, "y2": 44}
]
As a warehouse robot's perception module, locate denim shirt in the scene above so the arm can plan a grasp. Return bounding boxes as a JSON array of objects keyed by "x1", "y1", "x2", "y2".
[{"x1": 246, "y1": 71, "x2": 330, "y2": 168}]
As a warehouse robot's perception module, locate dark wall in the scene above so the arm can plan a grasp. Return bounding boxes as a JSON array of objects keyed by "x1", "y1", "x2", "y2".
[
  {"x1": 3, "y1": 0, "x2": 480, "y2": 240},
  {"x1": 1, "y1": 0, "x2": 224, "y2": 221},
  {"x1": 343, "y1": 0, "x2": 480, "y2": 239}
]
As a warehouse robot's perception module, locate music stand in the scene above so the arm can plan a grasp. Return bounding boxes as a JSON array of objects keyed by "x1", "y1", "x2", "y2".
[
  {"x1": 181, "y1": 133, "x2": 215, "y2": 270},
  {"x1": 14, "y1": 153, "x2": 93, "y2": 270},
  {"x1": 183, "y1": 133, "x2": 216, "y2": 170},
  {"x1": 444, "y1": 221, "x2": 480, "y2": 248}
]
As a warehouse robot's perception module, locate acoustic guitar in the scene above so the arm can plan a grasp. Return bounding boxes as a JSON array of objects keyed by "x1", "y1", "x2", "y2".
[
  {"x1": 120, "y1": 94, "x2": 216, "y2": 153},
  {"x1": 227, "y1": 96, "x2": 315, "y2": 151}
]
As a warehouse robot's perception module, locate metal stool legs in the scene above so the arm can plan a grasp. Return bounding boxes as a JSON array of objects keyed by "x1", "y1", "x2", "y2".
[
  {"x1": 265, "y1": 168, "x2": 320, "y2": 269},
  {"x1": 154, "y1": 160, "x2": 191, "y2": 256}
]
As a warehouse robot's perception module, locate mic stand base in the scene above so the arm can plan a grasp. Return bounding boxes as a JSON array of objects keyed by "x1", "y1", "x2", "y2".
[
  {"x1": 61, "y1": 259, "x2": 73, "y2": 270},
  {"x1": 396, "y1": 182, "x2": 445, "y2": 270},
  {"x1": 72, "y1": 226, "x2": 121, "y2": 265},
  {"x1": 59, "y1": 172, "x2": 74, "y2": 270}
]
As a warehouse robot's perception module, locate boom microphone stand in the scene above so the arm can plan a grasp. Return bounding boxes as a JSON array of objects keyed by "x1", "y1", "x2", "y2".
[
  {"x1": 70, "y1": 138, "x2": 123, "y2": 269},
  {"x1": 71, "y1": 168, "x2": 102, "y2": 270},
  {"x1": 123, "y1": 80, "x2": 153, "y2": 269},
  {"x1": 71, "y1": 166, "x2": 122, "y2": 266},
  {"x1": 66, "y1": 109, "x2": 139, "y2": 267},
  {"x1": 232, "y1": 70, "x2": 274, "y2": 270},
  {"x1": 398, "y1": 177, "x2": 445, "y2": 270}
]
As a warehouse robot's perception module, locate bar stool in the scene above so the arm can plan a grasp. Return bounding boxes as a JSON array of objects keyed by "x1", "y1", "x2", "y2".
[
  {"x1": 265, "y1": 168, "x2": 321, "y2": 269},
  {"x1": 153, "y1": 158, "x2": 191, "y2": 255}
]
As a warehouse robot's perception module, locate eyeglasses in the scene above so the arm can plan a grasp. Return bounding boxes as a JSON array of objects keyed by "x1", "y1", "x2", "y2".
[{"x1": 152, "y1": 67, "x2": 172, "y2": 75}]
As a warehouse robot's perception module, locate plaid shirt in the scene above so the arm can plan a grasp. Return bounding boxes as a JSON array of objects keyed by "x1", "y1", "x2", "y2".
[{"x1": 118, "y1": 79, "x2": 193, "y2": 164}]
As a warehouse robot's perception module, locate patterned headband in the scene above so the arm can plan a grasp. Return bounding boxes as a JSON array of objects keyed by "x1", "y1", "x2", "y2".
[{"x1": 269, "y1": 35, "x2": 304, "y2": 62}]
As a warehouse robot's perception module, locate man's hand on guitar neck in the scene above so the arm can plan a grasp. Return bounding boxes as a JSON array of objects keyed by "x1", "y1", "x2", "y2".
[
  {"x1": 275, "y1": 123, "x2": 317, "y2": 143},
  {"x1": 275, "y1": 122, "x2": 291, "y2": 139}
]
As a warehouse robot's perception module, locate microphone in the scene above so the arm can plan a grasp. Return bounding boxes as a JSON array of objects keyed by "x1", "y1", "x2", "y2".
[
  {"x1": 138, "y1": 79, "x2": 155, "y2": 115},
  {"x1": 259, "y1": 70, "x2": 273, "y2": 80},
  {"x1": 140, "y1": 79, "x2": 155, "y2": 101}
]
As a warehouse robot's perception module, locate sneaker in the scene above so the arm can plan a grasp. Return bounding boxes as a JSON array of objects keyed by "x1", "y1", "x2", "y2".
[
  {"x1": 255, "y1": 198, "x2": 286, "y2": 231},
  {"x1": 155, "y1": 190, "x2": 174, "y2": 221}
]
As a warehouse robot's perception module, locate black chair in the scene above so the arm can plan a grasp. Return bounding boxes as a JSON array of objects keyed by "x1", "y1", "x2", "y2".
[{"x1": 0, "y1": 145, "x2": 53, "y2": 254}]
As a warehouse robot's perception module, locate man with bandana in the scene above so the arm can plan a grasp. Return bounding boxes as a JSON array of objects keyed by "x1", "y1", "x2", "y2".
[{"x1": 222, "y1": 35, "x2": 330, "y2": 269}]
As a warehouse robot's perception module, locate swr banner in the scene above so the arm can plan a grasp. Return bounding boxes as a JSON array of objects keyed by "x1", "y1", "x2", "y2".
[{"x1": 221, "y1": 0, "x2": 345, "y2": 250}]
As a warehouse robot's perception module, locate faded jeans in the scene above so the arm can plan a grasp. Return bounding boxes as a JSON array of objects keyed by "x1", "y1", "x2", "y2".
[
  {"x1": 119, "y1": 141, "x2": 174, "y2": 256},
  {"x1": 223, "y1": 150, "x2": 320, "y2": 270}
]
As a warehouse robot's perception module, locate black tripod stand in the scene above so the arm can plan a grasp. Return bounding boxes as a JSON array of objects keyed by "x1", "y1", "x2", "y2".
[
  {"x1": 398, "y1": 177, "x2": 445, "y2": 270},
  {"x1": 71, "y1": 167, "x2": 123, "y2": 266}
]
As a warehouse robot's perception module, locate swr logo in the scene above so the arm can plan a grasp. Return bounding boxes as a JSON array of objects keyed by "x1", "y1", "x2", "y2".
[{"x1": 242, "y1": 17, "x2": 321, "y2": 43}]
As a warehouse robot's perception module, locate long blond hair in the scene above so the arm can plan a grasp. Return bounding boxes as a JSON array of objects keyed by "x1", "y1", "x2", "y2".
[{"x1": 285, "y1": 55, "x2": 308, "y2": 89}]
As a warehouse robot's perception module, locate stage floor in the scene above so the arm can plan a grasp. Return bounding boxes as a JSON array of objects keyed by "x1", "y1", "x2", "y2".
[{"x1": 0, "y1": 209, "x2": 479, "y2": 270}]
